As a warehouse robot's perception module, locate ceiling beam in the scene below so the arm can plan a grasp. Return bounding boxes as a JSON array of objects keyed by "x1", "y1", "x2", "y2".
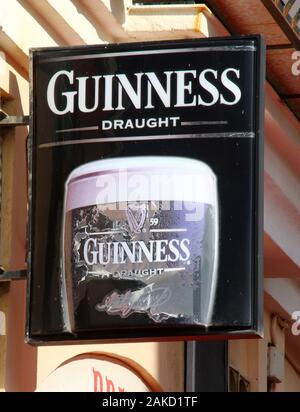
[
  {"x1": 265, "y1": 234, "x2": 300, "y2": 278},
  {"x1": 261, "y1": 0, "x2": 300, "y2": 50},
  {"x1": 18, "y1": 0, "x2": 85, "y2": 46},
  {"x1": 71, "y1": 0, "x2": 131, "y2": 43},
  {"x1": 0, "y1": 29, "x2": 29, "y2": 79}
]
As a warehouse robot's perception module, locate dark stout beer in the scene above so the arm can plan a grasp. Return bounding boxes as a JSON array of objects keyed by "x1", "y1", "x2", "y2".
[{"x1": 62, "y1": 157, "x2": 218, "y2": 333}]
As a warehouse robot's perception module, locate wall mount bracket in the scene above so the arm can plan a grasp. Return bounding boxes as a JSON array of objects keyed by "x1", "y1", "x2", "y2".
[
  {"x1": 0, "y1": 113, "x2": 29, "y2": 128},
  {"x1": 0, "y1": 267, "x2": 27, "y2": 281}
]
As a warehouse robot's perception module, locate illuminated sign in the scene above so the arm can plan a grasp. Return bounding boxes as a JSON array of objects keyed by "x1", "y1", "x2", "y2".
[{"x1": 27, "y1": 36, "x2": 265, "y2": 343}]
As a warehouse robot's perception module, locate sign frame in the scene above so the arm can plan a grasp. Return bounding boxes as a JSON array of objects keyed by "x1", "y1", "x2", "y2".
[{"x1": 27, "y1": 35, "x2": 265, "y2": 345}]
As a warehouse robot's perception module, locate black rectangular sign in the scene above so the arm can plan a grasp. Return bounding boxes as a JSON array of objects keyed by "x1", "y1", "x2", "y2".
[{"x1": 27, "y1": 36, "x2": 265, "y2": 344}]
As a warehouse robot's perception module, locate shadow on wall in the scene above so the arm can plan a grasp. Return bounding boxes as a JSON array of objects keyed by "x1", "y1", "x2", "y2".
[
  {"x1": 156, "y1": 341, "x2": 185, "y2": 392},
  {"x1": 110, "y1": 0, "x2": 126, "y2": 25},
  {"x1": 71, "y1": 0, "x2": 129, "y2": 43},
  {"x1": 5, "y1": 281, "x2": 37, "y2": 392},
  {"x1": 17, "y1": 0, "x2": 66, "y2": 46},
  {"x1": 4, "y1": 71, "x2": 28, "y2": 271},
  {"x1": 3, "y1": 71, "x2": 37, "y2": 392},
  {"x1": 17, "y1": 0, "x2": 85, "y2": 46},
  {"x1": 72, "y1": 0, "x2": 110, "y2": 42}
]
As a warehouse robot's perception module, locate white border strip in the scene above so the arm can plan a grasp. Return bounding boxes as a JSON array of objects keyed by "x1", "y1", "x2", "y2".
[
  {"x1": 40, "y1": 45, "x2": 256, "y2": 63},
  {"x1": 181, "y1": 121, "x2": 228, "y2": 126},
  {"x1": 150, "y1": 228, "x2": 187, "y2": 233},
  {"x1": 56, "y1": 121, "x2": 229, "y2": 133},
  {"x1": 38, "y1": 132, "x2": 255, "y2": 148},
  {"x1": 56, "y1": 126, "x2": 98, "y2": 133}
]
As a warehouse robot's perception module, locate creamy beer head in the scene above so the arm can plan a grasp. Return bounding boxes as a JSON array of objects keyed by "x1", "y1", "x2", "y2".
[{"x1": 62, "y1": 157, "x2": 219, "y2": 333}]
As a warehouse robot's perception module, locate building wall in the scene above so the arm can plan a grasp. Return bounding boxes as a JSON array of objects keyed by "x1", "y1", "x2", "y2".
[
  {"x1": 228, "y1": 311, "x2": 269, "y2": 392},
  {"x1": 229, "y1": 310, "x2": 300, "y2": 392},
  {"x1": 1, "y1": 0, "x2": 300, "y2": 392},
  {"x1": 36, "y1": 342, "x2": 184, "y2": 392},
  {"x1": 284, "y1": 359, "x2": 300, "y2": 392}
]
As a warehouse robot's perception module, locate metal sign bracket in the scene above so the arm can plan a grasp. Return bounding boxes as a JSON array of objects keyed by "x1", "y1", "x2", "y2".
[
  {"x1": 0, "y1": 112, "x2": 29, "y2": 128},
  {"x1": 0, "y1": 268, "x2": 27, "y2": 281}
]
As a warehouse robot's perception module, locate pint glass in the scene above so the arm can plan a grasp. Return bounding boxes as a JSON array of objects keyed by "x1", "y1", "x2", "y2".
[{"x1": 62, "y1": 157, "x2": 218, "y2": 333}]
